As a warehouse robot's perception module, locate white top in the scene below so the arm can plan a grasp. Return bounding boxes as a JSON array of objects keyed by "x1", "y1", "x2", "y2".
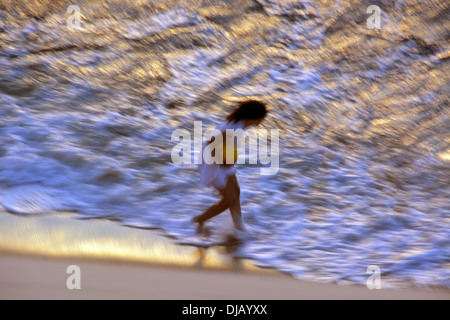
[{"x1": 198, "y1": 120, "x2": 245, "y2": 190}]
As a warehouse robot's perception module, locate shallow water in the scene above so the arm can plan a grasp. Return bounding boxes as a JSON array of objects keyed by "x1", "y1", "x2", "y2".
[{"x1": 0, "y1": 0, "x2": 449, "y2": 288}]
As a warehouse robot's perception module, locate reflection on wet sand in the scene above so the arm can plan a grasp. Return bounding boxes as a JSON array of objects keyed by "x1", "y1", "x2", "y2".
[{"x1": 0, "y1": 209, "x2": 268, "y2": 273}]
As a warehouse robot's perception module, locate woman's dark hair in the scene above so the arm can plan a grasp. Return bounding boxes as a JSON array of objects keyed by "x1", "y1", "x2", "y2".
[{"x1": 226, "y1": 99, "x2": 268, "y2": 123}]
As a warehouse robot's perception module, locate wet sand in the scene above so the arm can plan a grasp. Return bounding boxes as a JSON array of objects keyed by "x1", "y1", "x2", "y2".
[{"x1": 0, "y1": 210, "x2": 448, "y2": 300}]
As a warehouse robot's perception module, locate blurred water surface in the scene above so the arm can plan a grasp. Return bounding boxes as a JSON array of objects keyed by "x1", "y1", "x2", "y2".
[{"x1": 0, "y1": 0, "x2": 449, "y2": 287}]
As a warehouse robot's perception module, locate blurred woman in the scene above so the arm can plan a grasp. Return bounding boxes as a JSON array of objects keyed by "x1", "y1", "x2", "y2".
[{"x1": 193, "y1": 99, "x2": 268, "y2": 235}]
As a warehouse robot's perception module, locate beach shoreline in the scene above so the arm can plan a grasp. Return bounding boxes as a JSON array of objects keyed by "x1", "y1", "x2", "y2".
[{"x1": 0, "y1": 210, "x2": 448, "y2": 300}]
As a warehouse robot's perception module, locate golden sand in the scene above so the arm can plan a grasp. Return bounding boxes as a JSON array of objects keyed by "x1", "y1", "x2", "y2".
[
  {"x1": 0, "y1": 209, "x2": 266, "y2": 272},
  {"x1": 1, "y1": 209, "x2": 449, "y2": 299}
]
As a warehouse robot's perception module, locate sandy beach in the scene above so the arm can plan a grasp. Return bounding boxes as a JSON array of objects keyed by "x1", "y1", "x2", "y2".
[{"x1": 0, "y1": 210, "x2": 448, "y2": 300}]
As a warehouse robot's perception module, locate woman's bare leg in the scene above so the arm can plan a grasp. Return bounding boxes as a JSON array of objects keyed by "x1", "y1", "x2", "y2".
[
  {"x1": 193, "y1": 174, "x2": 242, "y2": 232},
  {"x1": 193, "y1": 197, "x2": 229, "y2": 225},
  {"x1": 226, "y1": 175, "x2": 244, "y2": 231}
]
